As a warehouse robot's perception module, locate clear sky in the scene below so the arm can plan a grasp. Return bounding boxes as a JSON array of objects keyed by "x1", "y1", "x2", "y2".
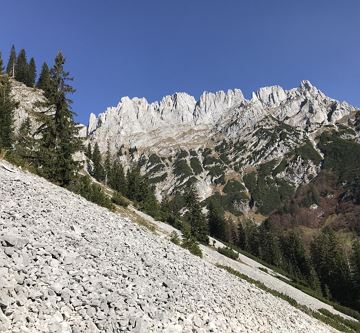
[{"x1": 0, "y1": 0, "x2": 359, "y2": 124}]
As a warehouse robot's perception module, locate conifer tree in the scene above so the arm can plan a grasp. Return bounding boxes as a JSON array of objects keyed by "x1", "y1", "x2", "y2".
[
  {"x1": 27, "y1": 57, "x2": 36, "y2": 87},
  {"x1": 237, "y1": 222, "x2": 248, "y2": 250},
  {"x1": 0, "y1": 76, "x2": 17, "y2": 149},
  {"x1": 351, "y1": 240, "x2": 360, "y2": 295},
  {"x1": 104, "y1": 145, "x2": 112, "y2": 183},
  {"x1": 6, "y1": 45, "x2": 16, "y2": 77},
  {"x1": 311, "y1": 228, "x2": 352, "y2": 304},
  {"x1": 86, "y1": 142, "x2": 92, "y2": 159},
  {"x1": 15, "y1": 49, "x2": 28, "y2": 84},
  {"x1": 185, "y1": 187, "x2": 209, "y2": 244},
  {"x1": 15, "y1": 117, "x2": 35, "y2": 160},
  {"x1": 207, "y1": 199, "x2": 226, "y2": 241},
  {"x1": 108, "y1": 160, "x2": 127, "y2": 194},
  {"x1": 35, "y1": 52, "x2": 81, "y2": 185},
  {"x1": 0, "y1": 52, "x2": 4, "y2": 75},
  {"x1": 37, "y1": 62, "x2": 51, "y2": 96},
  {"x1": 126, "y1": 166, "x2": 142, "y2": 201},
  {"x1": 91, "y1": 142, "x2": 105, "y2": 181}
]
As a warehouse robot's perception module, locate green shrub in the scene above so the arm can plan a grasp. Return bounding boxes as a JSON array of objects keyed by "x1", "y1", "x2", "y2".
[
  {"x1": 170, "y1": 231, "x2": 180, "y2": 245},
  {"x1": 111, "y1": 192, "x2": 130, "y2": 207},
  {"x1": 295, "y1": 140, "x2": 322, "y2": 165},
  {"x1": 3, "y1": 150, "x2": 38, "y2": 174},
  {"x1": 203, "y1": 155, "x2": 219, "y2": 166},
  {"x1": 177, "y1": 149, "x2": 188, "y2": 158},
  {"x1": 190, "y1": 157, "x2": 203, "y2": 174},
  {"x1": 148, "y1": 153, "x2": 162, "y2": 165},
  {"x1": 318, "y1": 308, "x2": 360, "y2": 332},
  {"x1": 223, "y1": 180, "x2": 245, "y2": 193},
  {"x1": 69, "y1": 176, "x2": 114, "y2": 210},
  {"x1": 181, "y1": 227, "x2": 203, "y2": 258},
  {"x1": 149, "y1": 172, "x2": 167, "y2": 184},
  {"x1": 173, "y1": 159, "x2": 193, "y2": 179},
  {"x1": 217, "y1": 247, "x2": 239, "y2": 260}
]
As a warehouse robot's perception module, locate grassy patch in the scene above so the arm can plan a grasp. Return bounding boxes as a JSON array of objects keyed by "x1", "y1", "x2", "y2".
[
  {"x1": 217, "y1": 247, "x2": 239, "y2": 260},
  {"x1": 295, "y1": 140, "x2": 322, "y2": 165},
  {"x1": 223, "y1": 180, "x2": 245, "y2": 193},
  {"x1": 111, "y1": 192, "x2": 130, "y2": 207}
]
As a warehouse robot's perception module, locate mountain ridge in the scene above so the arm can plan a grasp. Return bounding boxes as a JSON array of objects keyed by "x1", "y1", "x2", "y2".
[{"x1": 85, "y1": 80, "x2": 359, "y2": 207}]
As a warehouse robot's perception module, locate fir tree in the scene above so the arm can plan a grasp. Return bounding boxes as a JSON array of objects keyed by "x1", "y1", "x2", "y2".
[
  {"x1": 15, "y1": 117, "x2": 35, "y2": 160},
  {"x1": 138, "y1": 176, "x2": 160, "y2": 218},
  {"x1": 351, "y1": 240, "x2": 360, "y2": 299},
  {"x1": 0, "y1": 76, "x2": 17, "y2": 149},
  {"x1": 237, "y1": 222, "x2": 248, "y2": 250},
  {"x1": 207, "y1": 198, "x2": 226, "y2": 241},
  {"x1": 0, "y1": 52, "x2": 4, "y2": 74},
  {"x1": 86, "y1": 142, "x2": 92, "y2": 159},
  {"x1": 35, "y1": 52, "x2": 81, "y2": 186},
  {"x1": 280, "y1": 231, "x2": 315, "y2": 283},
  {"x1": 311, "y1": 228, "x2": 353, "y2": 304},
  {"x1": 15, "y1": 49, "x2": 28, "y2": 84},
  {"x1": 125, "y1": 165, "x2": 160, "y2": 218},
  {"x1": 185, "y1": 187, "x2": 209, "y2": 244},
  {"x1": 37, "y1": 62, "x2": 51, "y2": 96},
  {"x1": 6, "y1": 45, "x2": 16, "y2": 77},
  {"x1": 91, "y1": 142, "x2": 105, "y2": 181},
  {"x1": 104, "y1": 145, "x2": 112, "y2": 183},
  {"x1": 27, "y1": 57, "x2": 36, "y2": 87},
  {"x1": 126, "y1": 166, "x2": 142, "y2": 201},
  {"x1": 108, "y1": 160, "x2": 127, "y2": 194}
]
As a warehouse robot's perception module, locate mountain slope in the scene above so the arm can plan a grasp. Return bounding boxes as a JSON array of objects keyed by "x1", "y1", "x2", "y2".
[
  {"x1": 86, "y1": 81, "x2": 359, "y2": 214},
  {"x1": 0, "y1": 161, "x2": 337, "y2": 333}
]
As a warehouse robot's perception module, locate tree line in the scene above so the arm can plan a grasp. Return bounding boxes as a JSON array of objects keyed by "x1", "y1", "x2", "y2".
[{"x1": 208, "y1": 204, "x2": 360, "y2": 311}]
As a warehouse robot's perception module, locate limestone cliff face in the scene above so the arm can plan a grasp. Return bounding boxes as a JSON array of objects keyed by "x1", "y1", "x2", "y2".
[
  {"x1": 10, "y1": 80, "x2": 46, "y2": 132},
  {"x1": 86, "y1": 81, "x2": 358, "y2": 210},
  {"x1": 87, "y1": 81, "x2": 356, "y2": 151}
]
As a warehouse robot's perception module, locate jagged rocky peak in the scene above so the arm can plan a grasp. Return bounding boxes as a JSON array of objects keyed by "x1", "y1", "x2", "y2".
[
  {"x1": 198, "y1": 89, "x2": 245, "y2": 111},
  {"x1": 86, "y1": 81, "x2": 358, "y2": 152},
  {"x1": 251, "y1": 85, "x2": 287, "y2": 107},
  {"x1": 160, "y1": 92, "x2": 196, "y2": 112}
]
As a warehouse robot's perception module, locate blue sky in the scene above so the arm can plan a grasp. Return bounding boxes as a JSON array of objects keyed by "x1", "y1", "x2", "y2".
[{"x1": 1, "y1": 0, "x2": 359, "y2": 124}]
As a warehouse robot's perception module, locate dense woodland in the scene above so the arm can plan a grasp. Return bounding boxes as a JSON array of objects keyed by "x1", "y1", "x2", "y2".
[{"x1": 1, "y1": 45, "x2": 360, "y2": 314}]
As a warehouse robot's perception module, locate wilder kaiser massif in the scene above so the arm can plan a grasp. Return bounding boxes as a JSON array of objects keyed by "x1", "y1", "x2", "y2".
[{"x1": 2, "y1": 55, "x2": 360, "y2": 333}]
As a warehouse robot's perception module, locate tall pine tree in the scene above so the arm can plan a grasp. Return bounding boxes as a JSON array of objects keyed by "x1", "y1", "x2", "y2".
[
  {"x1": 15, "y1": 49, "x2": 28, "y2": 84},
  {"x1": 35, "y1": 52, "x2": 81, "y2": 186},
  {"x1": 27, "y1": 57, "x2": 36, "y2": 87},
  {"x1": 108, "y1": 160, "x2": 127, "y2": 194},
  {"x1": 0, "y1": 76, "x2": 17, "y2": 149},
  {"x1": 0, "y1": 52, "x2": 4, "y2": 74},
  {"x1": 91, "y1": 142, "x2": 105, "y2": 181},
  {"x1": 207, "y1": 198, "x2": 226, "y2": 241},
  {"x1": 185, "y1": 187, "x2": 209, "y2": 244},
  {"x1": 15, "y1": 117, "x2": 35, "y2": 160},
  {"x1": 37, "y1": 62, "x2": 51, "y2": 96},
  {"x1": 6, "y1": 45, "x2": 16, "y2": 78}
]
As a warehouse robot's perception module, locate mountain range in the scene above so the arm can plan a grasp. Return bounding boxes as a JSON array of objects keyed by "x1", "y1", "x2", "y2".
[{"x1": 82, "y1": 80, "x2": 359, "y2": 219}]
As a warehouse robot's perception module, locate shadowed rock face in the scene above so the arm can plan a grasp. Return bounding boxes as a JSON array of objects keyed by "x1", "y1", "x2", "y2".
[{"x1": 0, "y1": 162, "x2": 336, "y2": 333}]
